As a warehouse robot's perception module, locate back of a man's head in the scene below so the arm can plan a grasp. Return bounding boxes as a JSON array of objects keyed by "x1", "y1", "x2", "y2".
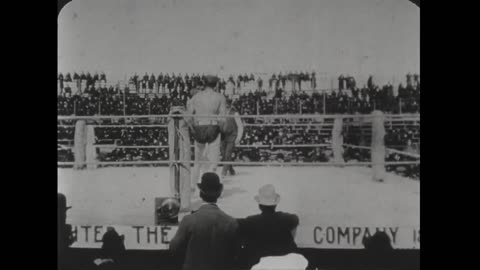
[
  {"x1": 198, "y1": 172, "x2": 223, "y2": 203},
  {"x1": 204, "y1": 75, "x2": 219, "y2": 89}
]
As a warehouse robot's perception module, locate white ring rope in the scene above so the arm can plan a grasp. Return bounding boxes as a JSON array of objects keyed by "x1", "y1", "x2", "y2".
[
  {"x1": 385, "y1": 148, "x2": 420, "y2": 159},
  {"x1": 92, "y1": 124, "x2": 168, "y2": 128},
  {"x1": 58, "y1": 113, "x2": 420, "y2": 121},
  {"x1": 58, "y1": 113, "x2": 420, "y2": 169},
  {"x1": 94, "y1": 143, "x2": 332, "y2": 149},
  {"x1": 58, "y1": 160, "x2": 420, "y2": 167},
  {"x1": 343, "y1": 143, "x2": 420, "y2": 159}
]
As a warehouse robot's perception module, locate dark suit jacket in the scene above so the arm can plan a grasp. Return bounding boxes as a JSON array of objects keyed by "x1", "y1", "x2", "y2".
[
  {"x1": 238, "y1": 211, "x2": 299, "y2": 267},
  {"x1": 170, "y1": 203, "x2": 239, "y2": 270}
]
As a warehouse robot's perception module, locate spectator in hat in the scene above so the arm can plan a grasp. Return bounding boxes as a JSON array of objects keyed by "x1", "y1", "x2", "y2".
[
  {"x1": 58, "y1": 73, "x2": 64, "y2": 90},
  {"x1": 57, "y1": 193, "x2": 73, "y2": 252},
  {"x1": 58, "y1": 193, "x2": 74, "y2": 268},
  {"x1": 65, "y1": 72, "x2": 72, "y2": 82},
  {"x1": 338, "y1": 74, "x2": 345, "y2": 91},
  {"x1": 238, "y1": 184, "x2": 299, "y2": 268},
  {"x1": 100, "y1": 72, "x2": 106, "y2": 82},
  {"x1": 257, "y1": 76, "x2": 263, "y2": 91},
  {"x1": 170, "y1": 172, "x2": 239, "y2": 270}
]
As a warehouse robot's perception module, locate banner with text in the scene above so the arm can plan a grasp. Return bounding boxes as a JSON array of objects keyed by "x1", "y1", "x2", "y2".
[{"x1": 69, "y1": 224, "x2": 419, "y2": 250}]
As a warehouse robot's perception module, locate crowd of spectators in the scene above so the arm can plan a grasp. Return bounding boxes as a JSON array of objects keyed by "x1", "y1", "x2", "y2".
[
  {"x1": 58, "y1": 72, "x2": 419, "y2": 179},
  {"x1": 123, "y1": 71, "x2": 319, "y2": 93},
  {"x1": 58, "y1": 84, "x2": 419, "y2": 117}
]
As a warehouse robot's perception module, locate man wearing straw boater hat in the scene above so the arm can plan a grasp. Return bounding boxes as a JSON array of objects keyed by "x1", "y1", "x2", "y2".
[
  {"x1": 238, "y1": 184, "x2": 300, "y2": 268},
  {"x1": 170, "y1": 172, "x2": 239, "y2": 270},
  {"x1": 185, "y1": 75, "x2": 227, "y2": 189}
]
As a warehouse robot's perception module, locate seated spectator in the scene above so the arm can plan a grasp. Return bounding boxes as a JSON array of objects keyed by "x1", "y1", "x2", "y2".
[
  {"x1": 238, "y1": 184, "x2": 299, "y2": 268},
  {"x1": 92, "y1": 227, "x2": 126, "y2": 268},
  {"x1": 361, "y1": 231, "x2": 395, "y2": 268}
]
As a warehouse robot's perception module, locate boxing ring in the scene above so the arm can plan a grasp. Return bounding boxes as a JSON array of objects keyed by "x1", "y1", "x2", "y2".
[{"x1": 57, "y1": 112, "x2": 420, "y2": 250}]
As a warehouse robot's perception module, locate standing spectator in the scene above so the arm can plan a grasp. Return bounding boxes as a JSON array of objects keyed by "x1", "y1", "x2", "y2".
[
  {"x1": 297, "y1": 72, "x2": 302, "y2": 91},
  {"x1": 58, "y1": 193, "x2": 74, "y2": 269},
  {"x1": 168, "y1": 77, "x2": 175, "y2": 94},
  {"x1": 257, "y1": 76, "x2": 263, "y2": 91},
  {"x1": 185, "y1": 74, "x2": 192, "y2": 91},
  {"x1": 142, "y1": 73, "x2": 149, "y2": 92},
  {"x1": 170, "y1": 172, "x2": 239, "y2": 270},
  {"x1": 58, "y1": 73, "x2": 64, "y2": 90},
  {"x1": 65, "y1": 72, "x2": 72, "y2": 82},
  {"x1": 275, "y1": 76, "x2": 281, "y2": 91},
  {"x1": 311, "y1": 72, "x2": 316, "y2": 90},
  {"x1": 132, "y1": 73, "x2": 139, "y2": 91},
  {"x1": 291, "y1": 72, "x2": 297, "y2": 92},
  {"x1": 299, "y1": 71, "x2": 305, "y2": 84},
  {"x1": 279, "y1": 73, "x2": 286, "y2": 89},
  {"x1": 93, "y1": 72, "x2": 99, "y2": 83},
  {"x1": 100, "y1": 72, "x2": 106, "y2": 82},
  {"x1": 243, "y1": 73, "x2": 249, "y2": 86},
  {"x1": 238, "y1": 184, "x2": 299, "y2": 268},
  {"x1": 367, "y1": 75, "x2": 374, "y2": 90},
  {"x1": 406, "y1": 73, "x2": 413, "y2": 87},
  {"x1": 164, "y1": 73, "x2": 170, "y2": 92},
  {"x1": 149, "y1": 73, "x2": 155, "y2": 91},
  {"x1": 157, "y1": 72, "x2": 164, "y2": 92},
  {"x1": 413, "y1": 73, "x2": 420, "y2": 88},
  {"x1": 338, "y1": 74, "x2": 345, "y2": 91},
  {"x1": 86, "y1": 72, "x2": 93, "y2": 88},
  {"x1": 269, "y1": 74, "x2": 275, "y2": 91},
  {"x1": 228, "y1": 75, "x2": 235, "y2": 85},
  {"x1": 237, "y1": 75, "x2": 242, "y2": 90},
  {"x1": 73, "y1": 72, "x2": 79, "y2": 81},
  {"x1": 350, "y1": 76, "x2": 356, "y2": 90}
]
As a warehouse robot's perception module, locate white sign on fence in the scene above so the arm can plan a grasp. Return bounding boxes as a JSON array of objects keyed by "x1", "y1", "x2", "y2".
[{"x1": 69, "y1": 224, "x2": 419, "y2": 250}]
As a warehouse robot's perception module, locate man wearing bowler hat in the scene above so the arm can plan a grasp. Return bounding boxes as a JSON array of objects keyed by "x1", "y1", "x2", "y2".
[
  {"x1": 185, "y1": 75, "x2": 227, "y2": 189},
  {"x1": 170, "y1": 172, "x2": 239, "y2": 270},
  {"x1": 58, "y1": 193, "x2": 74, "y2": 268},
  {"x1": 237, "y1": 184, "x2": 299, "y2": 268}
]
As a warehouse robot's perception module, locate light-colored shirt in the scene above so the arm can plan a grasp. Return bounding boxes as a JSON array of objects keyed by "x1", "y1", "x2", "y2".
[{"x1": 251, "y1": 253, "x2": 308, "y2": 270}]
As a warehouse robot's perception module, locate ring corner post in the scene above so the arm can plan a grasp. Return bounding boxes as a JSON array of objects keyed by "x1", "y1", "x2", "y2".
[
  {"x1": 73, "y1": 120, "x2": 87, "y2": 170},
  {"x1": 168, "y1": 110, "x2": 192, "y2": 213},
  {"x1": 371, "y1": 110, "x2": 386, "y2": 182},
  {"x1": 332, "y1": 116, "x2": 344, "y2": 166}
]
